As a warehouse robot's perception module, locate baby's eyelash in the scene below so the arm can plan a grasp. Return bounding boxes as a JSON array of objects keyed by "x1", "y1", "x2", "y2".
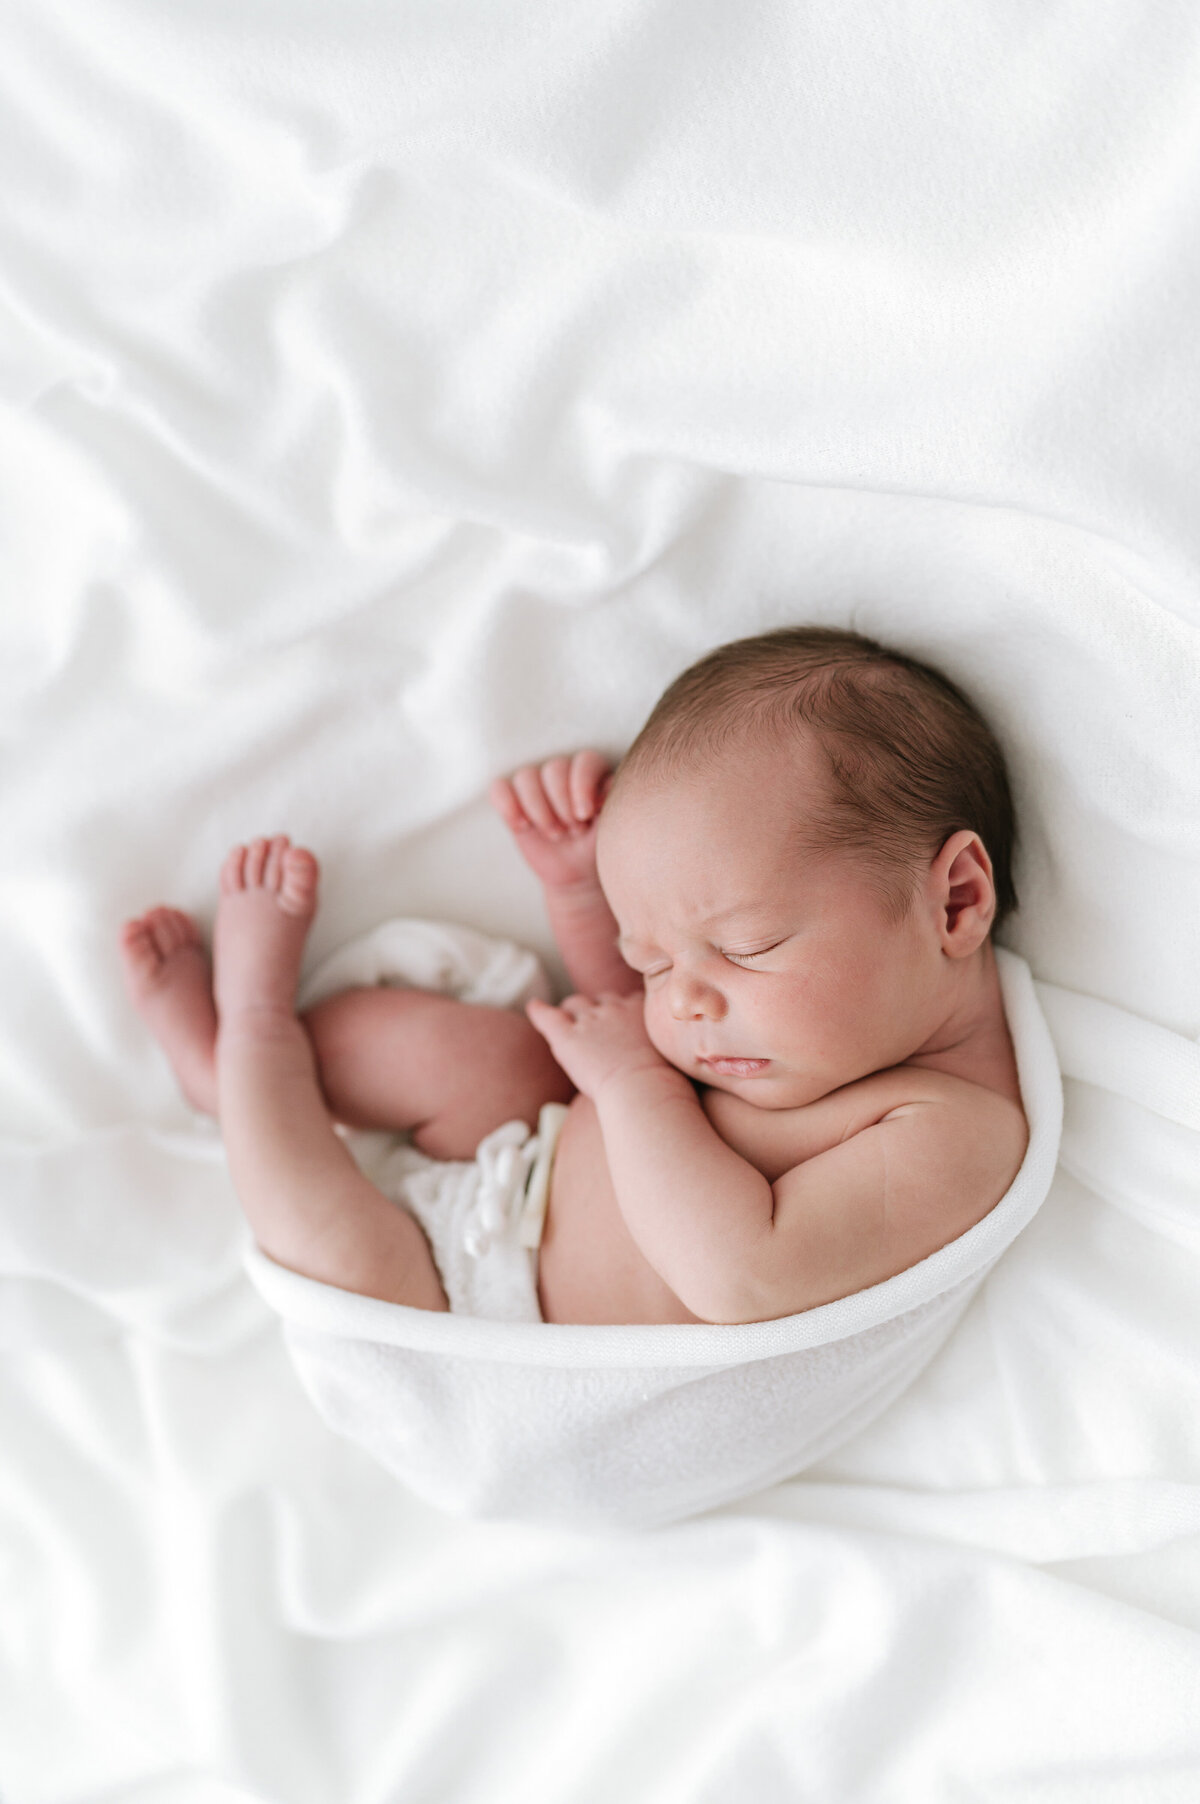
[{"x1": 639, "y1": 941, "x2": 781, "y2": 978}]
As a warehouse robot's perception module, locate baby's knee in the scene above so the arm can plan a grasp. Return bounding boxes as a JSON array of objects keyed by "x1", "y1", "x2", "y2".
[
  {"x1": 486, "y1": 1004, "x2": 576, "y2": 1109},
  {"x1": 448, "y1": 1002, "x2": 576, "y2": 1128},
  {"x1": 414, "y1": 1004, "x2": 574, "y2": 1160}
]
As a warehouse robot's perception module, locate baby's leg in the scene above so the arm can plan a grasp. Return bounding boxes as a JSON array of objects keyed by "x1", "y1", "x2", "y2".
[
  {"x1": 302, "y1": 987, "x2": 574, "y2": 1159},
  {"x1": 120, "y1": 909, "x2": 220, "y2": 1115},
  {"x1": 212, "y1": 838, "x2": 450, "y2": 1309},
  {"x1": 121, "y1": 895, "x2": 573, "y2": 1157}
]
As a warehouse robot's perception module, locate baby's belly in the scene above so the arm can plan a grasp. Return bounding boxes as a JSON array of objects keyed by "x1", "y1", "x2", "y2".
[{"x1": 536, "y1": 1094, "x2": 705, "y2": 1325}]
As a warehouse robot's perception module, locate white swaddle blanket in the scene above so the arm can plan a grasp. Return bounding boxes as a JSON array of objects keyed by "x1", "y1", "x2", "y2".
[{"x1": 246, "y1": 925, "x2": 1062, "y2": 1531}]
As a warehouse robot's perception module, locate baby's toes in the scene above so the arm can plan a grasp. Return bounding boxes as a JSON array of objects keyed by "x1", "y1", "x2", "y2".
[
  {"x1": 244, "y1": 837, "x2": 270, "y2": 886},
  {"x1": 120, "y1": 917, "x2": 162, "y2": 978},
  {"x1": 262, "y1": 835, "x2": 290, "y2": 891},
  {"x1": 146, "y1": 906, "x2": 197, "y2": 956},
  {"x1": 219, "y1": 844, "x2": 247, "y2": 894},
  {"x1": 277, "y1": 846, "x2": 319, "y2": 918}
]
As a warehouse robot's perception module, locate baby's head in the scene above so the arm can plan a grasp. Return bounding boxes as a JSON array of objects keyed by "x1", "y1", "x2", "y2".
[{"x1": 595, "y1": 626, "x2": 1018, "y2": 1107}]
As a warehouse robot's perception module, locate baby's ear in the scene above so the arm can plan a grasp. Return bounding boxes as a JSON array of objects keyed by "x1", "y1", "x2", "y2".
[{"x1": 931, "y1": 831, "x2": 995, "y2": 957}]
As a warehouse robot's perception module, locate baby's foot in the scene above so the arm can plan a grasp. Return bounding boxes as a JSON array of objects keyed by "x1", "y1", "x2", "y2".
[
  {"x1": 119, "y1": 907, "x2": 218, "y2": 1114},
  {"x1": 213, "y1": 835, "x2": 319, "y2": 1025}
]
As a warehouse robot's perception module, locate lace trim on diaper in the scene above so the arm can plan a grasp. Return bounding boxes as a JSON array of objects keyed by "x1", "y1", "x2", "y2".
[{"x1": 463, "y1": 1102, "x2": 570, "y2": 1258}]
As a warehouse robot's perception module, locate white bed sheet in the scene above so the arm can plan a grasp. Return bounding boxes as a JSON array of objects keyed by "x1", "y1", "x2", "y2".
[{"x1": 2, "y1": 2, "x2": 1199, "y2": 1800}]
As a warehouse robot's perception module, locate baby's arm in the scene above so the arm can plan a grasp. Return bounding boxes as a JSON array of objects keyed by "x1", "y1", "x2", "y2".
[
  {"x1": 490, "y1": 753, "x2": 641, "y2": 999},
  {"x1": 526, "y1": 994, "x2": 1027, "y2": 1324},
  {"x1": 525, "y1": 991, "x2": 775, "y2": 1321}
]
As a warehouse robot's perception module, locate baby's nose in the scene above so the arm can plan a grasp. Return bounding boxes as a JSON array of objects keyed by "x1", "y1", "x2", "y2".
[{"x1": 667, "y1": 973, "x2": 725, "y2": 1020}]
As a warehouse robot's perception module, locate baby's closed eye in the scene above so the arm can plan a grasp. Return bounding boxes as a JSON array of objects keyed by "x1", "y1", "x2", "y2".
[
  {"x1": 637, "y1": 941, "x2": 784, "y2": 978},
  {"x1": 723, "y1": 942, "x2": 783, "y2": 964}
]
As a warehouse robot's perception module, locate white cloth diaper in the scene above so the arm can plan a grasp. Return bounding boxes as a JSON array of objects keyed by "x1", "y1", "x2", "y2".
[{"x1": 362, "y1": 1102, "x2": 569, "y2": 1323}]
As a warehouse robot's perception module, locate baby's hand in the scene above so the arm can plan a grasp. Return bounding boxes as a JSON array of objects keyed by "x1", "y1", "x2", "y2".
[
  {"x1": 489, "y1": 751, "x2": 614, "y2": 892},
  {"x1": 526, "y1": 991, "x2": 669, "y2": 1100}
]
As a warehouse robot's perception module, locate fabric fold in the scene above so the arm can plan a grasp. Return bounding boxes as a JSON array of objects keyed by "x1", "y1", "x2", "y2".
[{"x1": 246, "y1": 930, "x2": 1063, "y2": 1529}]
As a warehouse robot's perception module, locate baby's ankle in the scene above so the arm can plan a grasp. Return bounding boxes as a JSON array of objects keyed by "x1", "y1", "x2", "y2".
[{"x1": 217, "y1": 1003, "x2": 303, "y2": 1046}]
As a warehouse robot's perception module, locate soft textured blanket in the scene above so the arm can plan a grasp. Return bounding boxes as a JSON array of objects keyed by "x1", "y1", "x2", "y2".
[
  {"x1": 3, "y1": 1, "x2": 1200, "y2": 1800},
  {"x1": 249, "y1": 939, "x2": 1062, "y2": 1531}
]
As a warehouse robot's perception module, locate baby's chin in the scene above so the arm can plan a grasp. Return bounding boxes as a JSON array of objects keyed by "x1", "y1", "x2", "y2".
[
  {"x1": 678, "y1": 1059, "x2": 815, "y2": 1109},
  {"x1": 650, "y1": 1031, "x2": 863, "y2": 1108},
  {"x1": 687, "y1": 1057, "x2": 859, "y2": 1110}
]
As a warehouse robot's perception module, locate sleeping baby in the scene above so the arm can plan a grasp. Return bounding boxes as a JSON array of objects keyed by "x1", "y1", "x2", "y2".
[{"x1": 120, "y1": 625, "x2": 1029, "y2": 1326}]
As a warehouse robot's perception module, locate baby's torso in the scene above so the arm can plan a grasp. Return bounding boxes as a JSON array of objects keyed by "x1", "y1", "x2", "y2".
[{"x1": 535, "y1": 1041, "x2": 1027, "y2": 1327}]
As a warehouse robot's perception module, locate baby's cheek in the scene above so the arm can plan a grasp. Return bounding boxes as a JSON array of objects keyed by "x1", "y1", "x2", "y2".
[{"x1": 641, "y1": 997, "x2": 675, "y2": 1061}]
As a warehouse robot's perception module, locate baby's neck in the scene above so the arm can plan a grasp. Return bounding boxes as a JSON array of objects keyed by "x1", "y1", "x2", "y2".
[{"x1": 904, "y1": 943, "x2": 1021, "y2": 1106}]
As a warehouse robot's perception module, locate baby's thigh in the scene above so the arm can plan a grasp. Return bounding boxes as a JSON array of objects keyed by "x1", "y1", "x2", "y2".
[
  {"x1": 304, "y1": 987, "x2": 575, "y2": 1159},
  {"x1": 410, "y1": 995, "x2": 576, "y2": 1159}
]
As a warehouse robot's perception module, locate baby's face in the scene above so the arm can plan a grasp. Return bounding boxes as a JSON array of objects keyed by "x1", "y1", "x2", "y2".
[{"x1": 596, "y1": 748, "x2": 950, "y2": 1109}]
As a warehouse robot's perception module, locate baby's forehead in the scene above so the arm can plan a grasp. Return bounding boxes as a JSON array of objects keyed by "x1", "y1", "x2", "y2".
[
  {"x1": 610, "y1": 724, "x2": 827, "y2": 810},
  {"x1": 600, "y1": 753, "x2": 820, "y2": 853},
  {"x1": 600, "y1": 795, "x2": 806, "y2": 919}
]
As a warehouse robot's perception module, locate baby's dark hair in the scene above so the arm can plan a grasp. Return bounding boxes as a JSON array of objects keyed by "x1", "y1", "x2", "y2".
[{"x1": 608, "y1": 625, "x2": 1018, "y2": 931}]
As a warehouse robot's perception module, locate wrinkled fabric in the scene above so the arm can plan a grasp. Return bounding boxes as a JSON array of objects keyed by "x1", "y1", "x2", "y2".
[
  {"x1": 246, "y1": 943, "x2": 1062, "y2": 1530},
  {"x1": 3, "y1": 1, "x2": 1200, "y2": 1799}
]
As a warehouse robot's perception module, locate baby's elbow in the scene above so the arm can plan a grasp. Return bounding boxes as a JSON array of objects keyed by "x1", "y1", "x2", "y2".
[
  {"x1": 690, "y1": 1302, "x2": 763, "y2": 1326},
  {"x1": 671, "y1": 1190, "x2": 778, "y2": 1323},
  {"x1": 681, "y1": 1266, "x2": 781, "y2": 1326},
  {"x1": 690, "y1": 1298, "x2": 780, "y2": 1326}
]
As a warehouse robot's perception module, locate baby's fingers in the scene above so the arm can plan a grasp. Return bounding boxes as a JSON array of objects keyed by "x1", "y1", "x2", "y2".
[
  {"x1": 537, "y1": 756, "x2": 577, "y2": 829},
  {"x1": 488, "y1": 775, "x2": 527, "y2": 833},
  {"x1": 494, "y1": 753, "x2": 613, "y2": 840},
  {"x1": 568, "y1": 749, "x2": 614, "y2": 823},
  {"x1": 525, "y1": 996, "x2": 562, "y2": 1037},
  {"x1": 510, "y1": 765, "x2": 565, "y2": 838},
  {"x1": 538, "y1": 756, "x2": 608, "y2": 831}
]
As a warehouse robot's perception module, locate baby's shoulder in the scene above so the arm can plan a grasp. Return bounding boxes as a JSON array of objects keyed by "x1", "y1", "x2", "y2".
[
  {"x1": 827, "y1": 1065, "x2": 1028, "y2": 1185},
  {"x1": 868, "y1": 1068, "x2": 1029, "y2": 1206},
  {"x1": 702, "y1": 1065, "x2": 1027, "y2": 1198},
  {"x1": 705, "y1": 1066, "x2": 1030, "y2": 1320},
  {"x1": 870, "y1": 1065, "x2": 1026, "y2": 1134}
]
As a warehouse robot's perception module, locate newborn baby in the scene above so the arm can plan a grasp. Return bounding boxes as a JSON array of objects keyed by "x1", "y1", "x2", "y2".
[{"x1": 120, "y1": 625, "x2": 1029, "y2": 1326}]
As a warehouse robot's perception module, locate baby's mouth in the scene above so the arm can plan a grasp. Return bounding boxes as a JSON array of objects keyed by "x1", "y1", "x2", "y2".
[{"x1": 699, "y1": 1057, "x2": 770, "y2": 1077}]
